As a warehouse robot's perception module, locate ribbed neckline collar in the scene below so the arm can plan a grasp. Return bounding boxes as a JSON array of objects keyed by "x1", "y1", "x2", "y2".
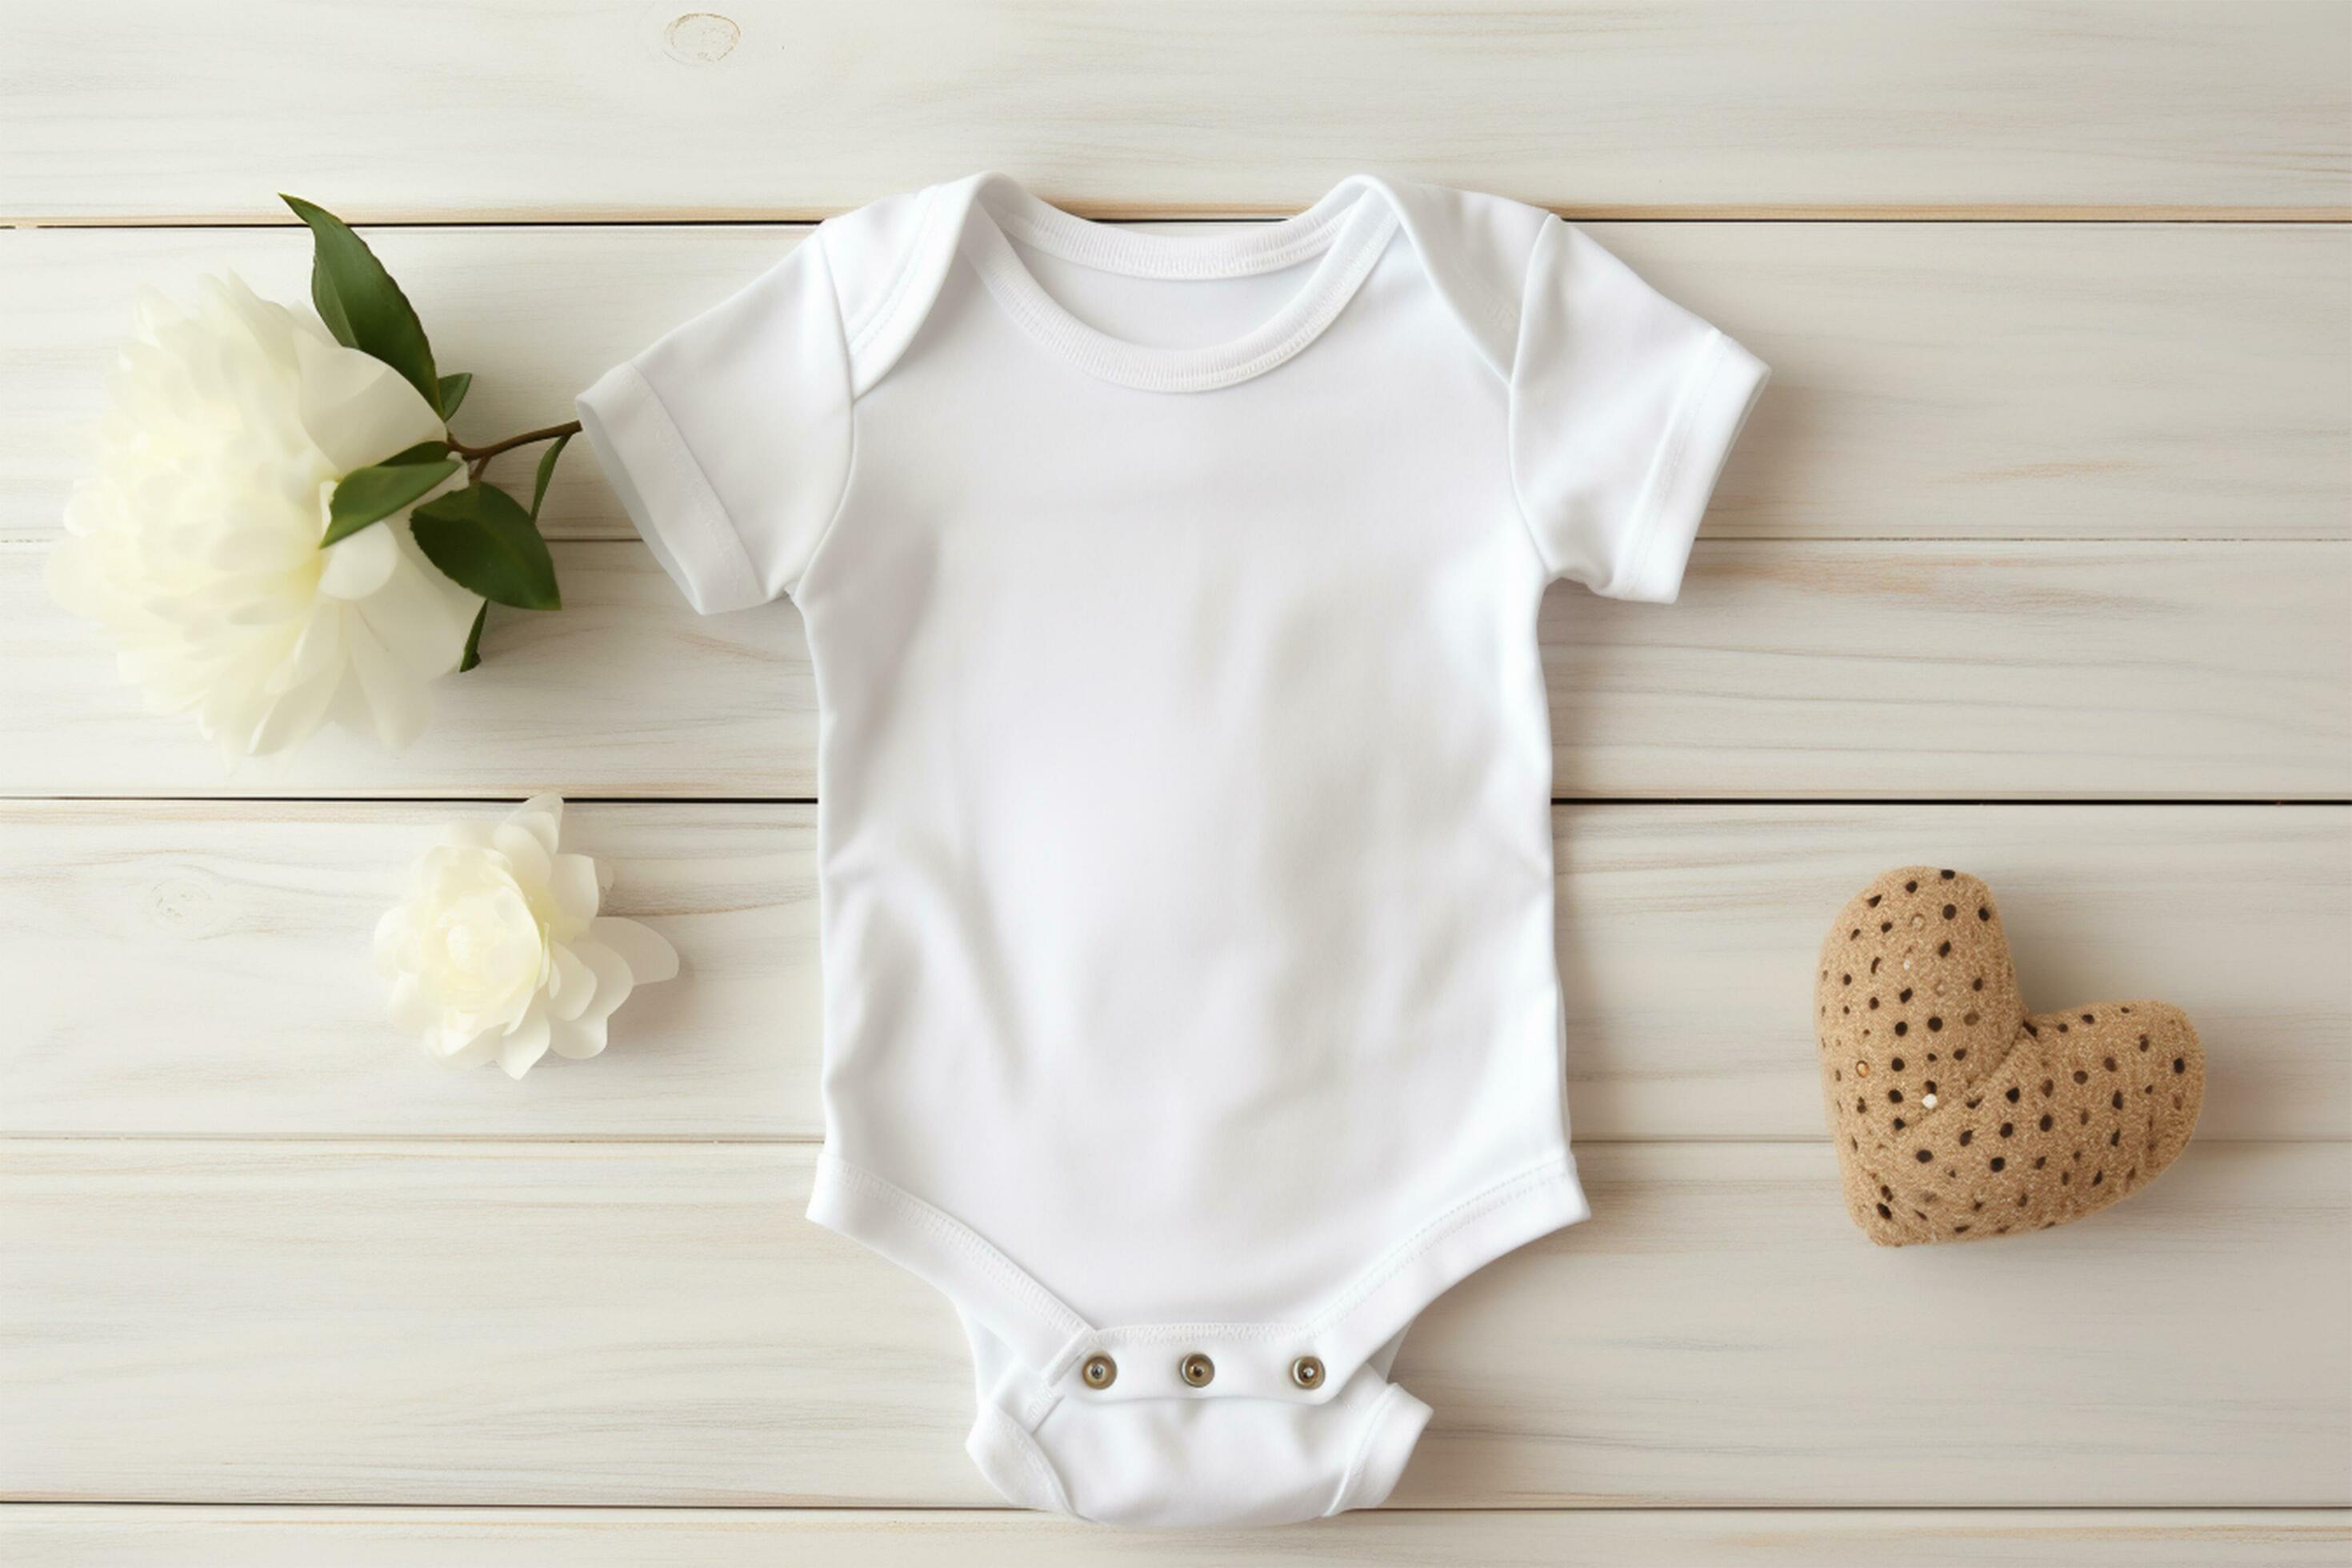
[{"x1": 957, "y1": 173, "x2": 1398, "y2": 394}]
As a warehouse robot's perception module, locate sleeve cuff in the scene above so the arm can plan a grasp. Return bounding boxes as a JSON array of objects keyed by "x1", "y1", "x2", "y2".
[
  {"x1": 575, "y1": 360, "x2": 766, "y2": 615},
  {"x1": 1607, "y1": 330, "x2": 1770, "y2": 605}
]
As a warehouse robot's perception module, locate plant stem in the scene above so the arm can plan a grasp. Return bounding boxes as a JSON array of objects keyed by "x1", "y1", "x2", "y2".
[{"x1": 447, "y1": 421, "x2": 582, "y2": 466}]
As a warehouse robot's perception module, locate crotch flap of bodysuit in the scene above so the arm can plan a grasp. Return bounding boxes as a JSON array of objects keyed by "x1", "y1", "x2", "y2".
[{"x1": 810, "y1": 1146, "x2": 1588, "y2": 1526}]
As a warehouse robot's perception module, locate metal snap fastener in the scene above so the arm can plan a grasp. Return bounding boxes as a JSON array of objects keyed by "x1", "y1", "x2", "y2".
[
  {"x1": 1290, "y1": 1355, "x2": 1325, "y2": 1390},
  {"x1": 1179, "y1": 1352, "x2": 1215, "y2": 1387},
  {"x1": 1081, "y1": 1354, "x2": 1117, "y2": 1390}
]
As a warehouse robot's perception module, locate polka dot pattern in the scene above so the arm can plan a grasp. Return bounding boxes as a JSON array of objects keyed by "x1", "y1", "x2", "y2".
[{"x1": 1815, "y1": 866, "x2": 2204, "y2": 1246}]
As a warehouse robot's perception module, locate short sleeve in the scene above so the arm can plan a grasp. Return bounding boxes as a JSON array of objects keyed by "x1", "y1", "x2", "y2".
[
  {"x1": 576, "y1": 233, "x2": 854, "y2": 614},
  {"x1": 1510, "y1": 217, "x2": 1768, "y2": 603}
]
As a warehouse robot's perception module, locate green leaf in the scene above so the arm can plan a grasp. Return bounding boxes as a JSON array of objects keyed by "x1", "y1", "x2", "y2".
[
  {"x1": 320, "y1": 458, "x2": 460, "y2": 547},
  {"x1": 279, "y1": 194, "x2": 443, "y2": 416},
  {"x1": 410, "y1": 483, "x2": 562, "y2": 610},
  {"x1": 437, "y1": 371, "x2": 472, "y2": 419},
  {"x1": 530, "y1": 431, "x2": 573, "y2": 520},
  {"x1": 382, "y1": 440, "x2": 450, "y2": 466},
  {"x1": 457, "y1": 601, "x2": 488, "y2": 673}
]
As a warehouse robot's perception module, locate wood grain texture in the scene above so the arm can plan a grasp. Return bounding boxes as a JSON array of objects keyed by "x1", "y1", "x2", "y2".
[
  {"x1": 3, "y1": 3, "x2": 2346, "y2": 221},
  {"x1": 3, "y1": 1506, "x2": 2346, "y2": 1568},
  {"x1": 6, "y1": 1, "x2": 2348, "y2": 1547},
  {"x1": 6, "y1": 223, "x2": 2347, "y2": 546},
  {"x1": 1, "y1": 1139, "x2": 2342, "y2": 1507},
  {"x1": 2, "y1": 802, "x2": 2342, "y2": 1142},
  {"x1": 9, "y1": 539, "x2": 2347, "y2": 800}
]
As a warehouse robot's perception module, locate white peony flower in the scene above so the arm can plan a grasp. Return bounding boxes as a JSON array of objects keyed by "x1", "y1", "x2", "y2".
[
  {"x1": 374, "y1": 795, "x2": 679, "y2": 1078},
  {"x1": 46, "y1": 273, "x2": 482, "y2": 759}
]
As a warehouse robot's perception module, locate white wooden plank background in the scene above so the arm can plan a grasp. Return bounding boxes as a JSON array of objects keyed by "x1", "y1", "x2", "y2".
[
  {"x1": 2, "y1": 2, "x2": 2346, "y2": 220},
  {"x1": 7, "y1": 1508, "x2": 2349, "y2": 1568},
  {"x1": 2, "y1": 802, "x2": 2342, "y2": 1142},
  {"x1": 5, "y1": 1141, "x2": 2344, "y2": 1508},
  {"x1": 3, "y1": 2, "x2": 2347, "y2": 1563}
]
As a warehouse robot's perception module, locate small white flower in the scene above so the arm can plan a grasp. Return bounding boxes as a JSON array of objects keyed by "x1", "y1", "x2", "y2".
[
  {"x1": 374, "y1": 795, "x2": 678, "y2": 1079},
  {"x1": 46, "y1": 273, "x2": 481, "y2": 759}
]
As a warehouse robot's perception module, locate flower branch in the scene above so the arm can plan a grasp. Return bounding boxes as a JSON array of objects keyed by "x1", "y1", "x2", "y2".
[{"x1": 447, "y1": 419, "x2": 583, "y2": 480}]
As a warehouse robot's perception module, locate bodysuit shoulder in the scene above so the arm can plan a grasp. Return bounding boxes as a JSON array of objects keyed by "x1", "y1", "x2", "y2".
[
  {"x1": 1366, "y1": 178, "x2": 1556, "y2": 381},
  {"x1": 814, "y1": 177, "x2": 991, "y2": 398}
]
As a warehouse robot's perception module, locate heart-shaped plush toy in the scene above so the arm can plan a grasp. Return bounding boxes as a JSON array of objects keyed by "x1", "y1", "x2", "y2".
[{"x1": 1817, "y1": 866, "x2": 2204, "y2": 1245}]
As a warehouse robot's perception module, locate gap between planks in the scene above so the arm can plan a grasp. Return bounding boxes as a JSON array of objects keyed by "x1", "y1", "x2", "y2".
[
  {"x1": 6, "y1": 797, "x2": 2345, "y2": 809},
  {"x1": 0, "y1": 1134, "x2": 2328, "y2": 1148},
  {"x1": 13, "y1": 207, "x2": 2352, "y2": 228},
  {"x1": 0, "y1": 1501, "x2": 2338, "y2": 1514},
  {"x1": 14, "y1": 537, "x2": 2352, "y2": 548},
  {"x1": 3, "y1": 1506, "x2": 2343, "y2": 1568},
  {"x1": 4, "y1": 1494, "x2": 2333, "y2": 1504}
]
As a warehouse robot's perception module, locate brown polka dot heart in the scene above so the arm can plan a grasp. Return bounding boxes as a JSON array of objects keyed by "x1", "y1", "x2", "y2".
[{"x1": 1816, "y1": 866, "x2": 2203, "y2": 1246}]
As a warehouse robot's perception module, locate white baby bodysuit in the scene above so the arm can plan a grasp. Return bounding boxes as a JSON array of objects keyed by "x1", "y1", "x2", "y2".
[{"x1": 578, "y1": 172, "x2": 1766, "y2": 1527}]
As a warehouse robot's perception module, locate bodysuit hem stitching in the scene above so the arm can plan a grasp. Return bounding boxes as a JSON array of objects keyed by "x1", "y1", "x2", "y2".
[
  {"x1": 1299, "y1": 1152, "x2": 1576, "y2": 1337},
  {"x1": 816, "y1": 1152, "x2": 1090, "y2": 1341},
  {"x1": 983, "y1": 1403, "x2": 1076, "y2": 1516},
  {"x1": 816, "y1": 1146, "x2": 1582, "y2": 1394},
  {"x1": 1326, "y1": 1382, "x2": 1410, "y2": 1517}
]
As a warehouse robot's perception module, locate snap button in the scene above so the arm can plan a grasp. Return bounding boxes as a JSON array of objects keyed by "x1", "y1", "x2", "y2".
[
  {"x1": 1290, "y1": 1354, "x2": 1325, "y2": 1390},
  {"x1": 1179, "y1": 1352, "x2": 1215, "y2": 1387},
  {"x1": 1081, "y1": 1354, "x2": 1117, "y2": 1390}
]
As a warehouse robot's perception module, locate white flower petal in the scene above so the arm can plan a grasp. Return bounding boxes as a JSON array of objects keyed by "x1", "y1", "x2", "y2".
[
  {"x1": 547, "y1": 1014, "x2": 609, "y2": 1060},
  {"x1": 547, "y1": 854, "x2": 601, "y2": 926},
  {"x1": 322, "y1": 663, "x2": 374, "y2": 734},
  {"x1": 290, "y1": 326, "x2": 446, "y2": 474},
  {"x1": 342, "y1": 614, "x2": 432, "y2": 750},
  {"x1": 513, "y1": 795, "x2": 565, "y2": 854},
  {"x1": 374, "y1": 904, "x2": 414, "y2": 975},
  {"x1": 491, "y1": 822, "x2": 552, "y2": 894},
  {"x1": 498, "y1": 1011, "x2": 551, "y2": 1079},
  {"x1": 215, "y1": 274, "x2": 300, "y2": 362},
  {"x1": 568, "y1": 938, "x2": 637, "y2": 1026},
  {"x1": 361, "y1": 526, "x2": 478, "y2": 678},
  {"x1": 205, "y1": 522, "x2": 309, "y2": 576},
  {"x1": 434, "y1": 1028, "x2": 498, "y2": 1070},
  {"x1": 386, "y1": 973, "x2": 436, "y2": 1033},
  {"x1": 486, "y1": 958, "x2": 543, "y2": 1037},
  {"x1": 546, "y1": 942, "x2": 595, "y2": 1022},
  {"x1": 316, "y1": 517, "x2": 399, "y2": 600},
  {"x1": 590, "y1": 916, "x2": 679, "y2": 986},
  {"x1": 245, "y1": 661, "x2": 342, "y2": 758},
  {"x1": 42, "y1": 534, "x2": 107, "y2": 618}
]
